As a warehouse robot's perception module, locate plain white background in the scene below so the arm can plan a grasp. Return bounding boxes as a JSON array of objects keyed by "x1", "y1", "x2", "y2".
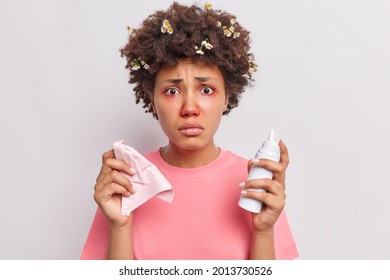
[{"x1": 1, "y1": 0, "x2": 389, "y2": 259}]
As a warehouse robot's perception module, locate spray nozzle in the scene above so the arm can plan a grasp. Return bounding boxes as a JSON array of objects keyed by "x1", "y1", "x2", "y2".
[{"x1": 268, "y1": 129, "x2": 275, "y2": 143}]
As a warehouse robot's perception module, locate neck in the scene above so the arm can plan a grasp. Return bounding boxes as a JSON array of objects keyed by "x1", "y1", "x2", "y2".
[{"x1": 160, "y1": 142, "x2": 220, "y2": 168}]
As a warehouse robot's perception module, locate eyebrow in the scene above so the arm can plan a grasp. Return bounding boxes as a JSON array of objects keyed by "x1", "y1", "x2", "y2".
[
  {"x1": 195, "y1": 76, "x2": 217, "y2": 83},
  {"x1": 160, "y1": 78, "x2": 183, "y2": 85},
  {"x1": 159, "y1": 76, "x2": 217, "y2": 85}
]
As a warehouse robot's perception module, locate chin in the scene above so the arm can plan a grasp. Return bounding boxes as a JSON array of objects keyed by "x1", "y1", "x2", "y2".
[{"x1": 171, "y1": 138, "x2": 209, "y2": 151}]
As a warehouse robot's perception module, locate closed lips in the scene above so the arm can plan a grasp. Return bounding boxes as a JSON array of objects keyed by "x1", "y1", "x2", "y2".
[
  {"x1": 178, "y1": 123, "x2": 204, "y2": 136},
  {"x1": 178, "y1": 123, "x2": 204, "y2": 130}
]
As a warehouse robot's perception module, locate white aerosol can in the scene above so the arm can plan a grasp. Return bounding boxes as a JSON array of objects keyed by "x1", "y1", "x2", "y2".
[{"x1": 238, "y1": 129, "x2": 280, "y2": 213}]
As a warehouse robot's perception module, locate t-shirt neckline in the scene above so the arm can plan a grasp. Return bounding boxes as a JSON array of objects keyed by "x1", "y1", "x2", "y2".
[{"x1": 150, "y1": 147, "x2": 229, "y2": 179}]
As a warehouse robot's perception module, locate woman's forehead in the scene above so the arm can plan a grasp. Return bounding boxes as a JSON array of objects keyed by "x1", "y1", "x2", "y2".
[{"x1": 157, "y1": 59, "x2": 222, "y2": 78}]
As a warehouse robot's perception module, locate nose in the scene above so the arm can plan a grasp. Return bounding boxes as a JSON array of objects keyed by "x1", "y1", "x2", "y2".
[{"x1": 180, "y1": 92, "x2": 200, "y2": 117}]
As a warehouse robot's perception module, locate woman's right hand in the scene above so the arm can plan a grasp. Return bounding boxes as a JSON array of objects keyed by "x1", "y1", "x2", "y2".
[{"x1": 94, "y1": 149, "x2": 136, "y2": 227}]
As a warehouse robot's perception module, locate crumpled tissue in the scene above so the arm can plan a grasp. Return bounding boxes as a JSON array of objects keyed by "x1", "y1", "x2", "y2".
[{"x1": 113, "y1": 140, "x2": 174, "y2": 216}]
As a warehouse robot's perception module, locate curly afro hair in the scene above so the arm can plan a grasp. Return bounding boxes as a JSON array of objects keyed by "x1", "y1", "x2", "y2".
[{"x1": 120, "y1": 2, "x2": 256, "y2": 119}]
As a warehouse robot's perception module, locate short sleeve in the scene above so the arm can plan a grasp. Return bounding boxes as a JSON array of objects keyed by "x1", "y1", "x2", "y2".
[
  {"x1": 274, "y1": 210, "x2": 299, "y2": 259},
  {"x1": 80, "y1": 208, "x2": 110, "y2": 260}
]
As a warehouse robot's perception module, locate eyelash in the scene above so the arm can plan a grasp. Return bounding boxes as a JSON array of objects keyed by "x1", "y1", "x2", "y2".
[
  {"x1": 163, "y1": 86, "x2": 215, "y2": 96},
  {"x1": 164, "y1": 88, "x2": 180, "y2": 96},
  {"x1": 200, "y1": 86, "x2": 214, "y2": 95}
]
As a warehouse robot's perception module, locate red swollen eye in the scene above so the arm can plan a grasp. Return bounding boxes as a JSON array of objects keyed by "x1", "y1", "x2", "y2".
[
  {"x1": 165, "y1": 88, "x2": 179, "y2": 95},
  {"x1": 201, "y1": 87, "x2": 214, "y2": 95}
]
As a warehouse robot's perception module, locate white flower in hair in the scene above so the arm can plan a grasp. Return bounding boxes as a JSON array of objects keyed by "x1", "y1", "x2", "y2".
[
  {"x1": 219, "y1": 17, "x2": 240, "y2": 39},
  {"x1": 223, "y1": 27, "x2": 232, "y2": 37},
  {"x1": 161, "y1": 19, "x2": 173, "y2": 34},
  {"x1": 131, "y1": 62, "x2": 141, "y2": 71},
  {"x1": 127, "y1": 26, "x2": 135, "y2": 37},
  {"x1": 162, "y1": 19, "x2": 170, "y2": 28},
  {"x1": 140, "y1": 60, "x2": 150, "y2": 69},
  {"x1": 195, "y1": 38, "x2": 213, "y2": 55},
  {"x1": 131, "y1": 59, "x2": 150, "y2": 71},
  {"x1": 201, "y1": 39, "x2": 213, "y2": 49},
  {"x1": 243, "y1": 59, "x2": 257, "y2": 80}
]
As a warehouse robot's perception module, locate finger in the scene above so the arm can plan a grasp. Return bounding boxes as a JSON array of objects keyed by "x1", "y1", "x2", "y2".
[
  {"x1": 250, "y1": 157, "x2": 286, "y2": 174},
  {"x1": 246, "y1": 159, "x2": 286, "y2": 185},
  {"x1": 247, "y1": 158, "x2": 261, "y2": 173},
  {"x1": 94, "y1": 182, "x2": 132, "y2": 205},
  {"x1": 240, "y1": 179, "x2": 286, "y2": 194},
  {"x1": 278, "y1": 140, "x2": 290, "y2": 167},
  {"x1": 96, "y1": 150, "x2": 116, "y2": 182},
  {"x1": 102, "y1": 149, "x2": 116, "y2": 161},
  {"x1": 104, "y1": 158, "x2": 137, "y2": 176},
  {"x1": 101, "y1": 170, "x2": 134, "y2": 194},
  {"x1": 249, "y1": 140, "x2": 289, "y2": 171},
  {"x1": 95, "y1": 170, "x2": 134, "y2": 194},
  {"x1": 272, "y1": 140, "x2": 289, "y2": 182},
  {"x1": 97, "y1": 156, "x2": 136, "y2": 183},
  {"x1": 248, "y1": 161, "x2": 284, "y2": 185},
  {"x1": 240, "y1": 190, "x2": 285, "y2": 213}
]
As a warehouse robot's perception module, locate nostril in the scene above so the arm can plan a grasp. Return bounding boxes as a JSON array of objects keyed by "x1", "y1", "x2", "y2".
[
  {"x1": 181, "y1": 109, "x2": 199, "y2": 117},
  {"x1": 180, "y1": 102, "x2": 200, "y2": 117}
]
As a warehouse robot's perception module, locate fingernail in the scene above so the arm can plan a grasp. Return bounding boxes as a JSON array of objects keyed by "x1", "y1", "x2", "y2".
[
  {"x1": 130, "y1": 167, "x2": 137, "y2": 174},
  {"x1": 241, "y1": 190, "x2": 247, "y2": 195},
  {"x1": 239, "y1": 182, "x2": 246, "y2": 187},
  {"x1": 252, "y1": 158, "x2": 260, "y2": 163}
]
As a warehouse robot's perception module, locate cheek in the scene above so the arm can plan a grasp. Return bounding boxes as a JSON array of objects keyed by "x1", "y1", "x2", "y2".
[
  {"x1": 154, "y1": 96, "x2": 175, "y2": 115},
  {"x1": 154, "y1": 102, "x2": 176, "y2": 131},
  {"x1": 199, "y1": 95, "x2": 227, "y2": 114},
  {"x1": 156, "y1": 114, "x2": 175, "y2": 139}
]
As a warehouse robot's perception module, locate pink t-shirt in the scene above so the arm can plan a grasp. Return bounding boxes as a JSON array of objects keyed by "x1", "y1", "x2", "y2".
[{"x1": 81, "y1": 148, "x2": 298, "y2": 259}]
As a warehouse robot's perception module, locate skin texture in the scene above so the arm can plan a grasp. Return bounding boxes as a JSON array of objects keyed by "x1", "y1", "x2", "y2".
[{"x1": 93, "y1": 59, "x2": 289, "y2": 260}]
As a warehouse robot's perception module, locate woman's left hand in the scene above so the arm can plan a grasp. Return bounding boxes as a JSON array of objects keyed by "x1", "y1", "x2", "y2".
[{"x1": 240, "y1": 140, "x2": 289, "y2": 234}]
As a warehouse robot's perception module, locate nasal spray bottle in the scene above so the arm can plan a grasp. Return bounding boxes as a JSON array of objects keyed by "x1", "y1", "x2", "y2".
[{"x1": 238, "y1": 129, "x2": 281, "y2": 213}]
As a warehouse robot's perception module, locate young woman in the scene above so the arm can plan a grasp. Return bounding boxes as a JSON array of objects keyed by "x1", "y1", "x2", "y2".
[{"x1": 81, "y1": 2, "x2": 298, "y2": 260}]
